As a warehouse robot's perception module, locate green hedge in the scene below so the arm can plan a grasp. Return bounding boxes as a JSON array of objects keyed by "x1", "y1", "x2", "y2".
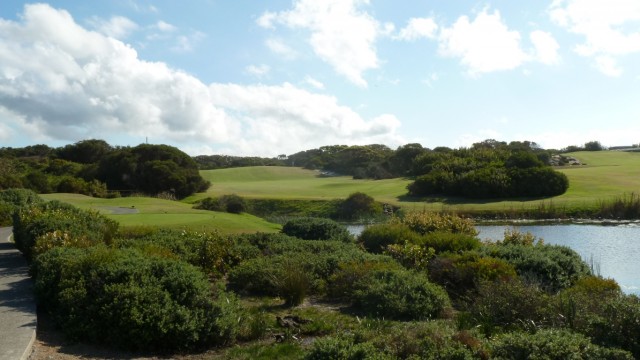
[
  {"x1": 282, "y1": 217, "x2": 353, "y2": 243},
  {"x1": 33, "y1": 246, "x2": 241, "y2": 351},
  {"x1": 12, "y1": 200, "x2": 118, "y2": 260}
]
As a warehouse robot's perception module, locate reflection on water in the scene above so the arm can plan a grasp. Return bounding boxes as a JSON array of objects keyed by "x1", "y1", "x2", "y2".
[
  {"x1": 348, "y1": 224, "x2": 640, "y2": 295},
  {"x1": 478, "y1": 224, "x2": 640, "y2": 295}
]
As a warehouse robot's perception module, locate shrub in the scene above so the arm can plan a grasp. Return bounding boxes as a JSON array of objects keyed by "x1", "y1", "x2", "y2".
[
  {"x1": 553, "y1": 276, "x2": 622, "y2": 330},
  {"x1": 427, "y1": 252, "x2": 517, "y2": 303},
  {"x1": 12, "y1": 200, "x2": 118, "y2": 260},
  {"x1": 282, "y1": 217, "x2": 353, "y2": 242},
  {"x1": 115, "y1": 229, "x2": 240, "y2": 277},
  {"x1": 490, "y1": 329, "x2": 633, "y2": 360},
  {"x1": 352, "y1": 269, "x2": 451, "y2": 320},
  {"x1": 362, "y1": 321, "x2": 480, "y2": 360},
  {"x1": 0, "y1": 188, "x2": 43, "y2": 226},
  {"x1": 384, "y1": 243, "x2": 435, "y2": 271},
  {"x1": 580, "y1": 295, "x2": 640, "y2": 358},
  {"x1": 468, "y1": 279, "x2": 550, "y2": 336},
  {"x1": 481, "y1": 243, "x2": 591, "y2": 292},
  {"x1": 359, "y1": 223, "x2": 422, "y2": 253},
  {"x1": 337, "y1": 192, "x2": 383, "y2": 221},
  {"x1": 228, "y1": 236, "x2": 397, "y2": 300},
  {"x1": 499, "y1": 228, "x2": 541, "y2": 246},
  {"x1": 221, "y1": 194, "x2": 247, "y2": 214},
  {"x1": 32, "y1": 246, "x2": 242, "y2": 351},
  {"x1": 392, "y1": 211, "x2": 478, "y2": 237},
  {"x1": 417, "y1": 231, "x2": 481, "y2": 254},
  {"x1": 327, "y1": 259, "x2": 403, "y2": 300},
  {"x1": 305, "y1": 335, "x2": 390, "y2": 360}
]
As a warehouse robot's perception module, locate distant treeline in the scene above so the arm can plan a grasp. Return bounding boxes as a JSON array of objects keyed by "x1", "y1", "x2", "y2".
[{"x1": 0, "y1": 140, "x2": 209, "y2": 199}]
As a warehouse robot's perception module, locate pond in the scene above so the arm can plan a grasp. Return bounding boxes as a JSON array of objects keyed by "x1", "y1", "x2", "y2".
[{"x1": 347, "y1": 223, "x2": 640, "y2": 295}]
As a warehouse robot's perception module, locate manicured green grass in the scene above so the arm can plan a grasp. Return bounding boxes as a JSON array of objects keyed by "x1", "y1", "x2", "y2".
[
  {"x1": 40, "y1": 193, "x2": 280, "y2": 234},
  {"x1": 188, "y1": 151, "x2": 640, "y2": 214},
  {"x1": 187, "y1": 166, "x2": 410, "y2": 204}
]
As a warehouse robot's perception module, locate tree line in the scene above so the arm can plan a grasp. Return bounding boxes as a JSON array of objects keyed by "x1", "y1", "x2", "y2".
[{"x1": 0, "y1": 139, "x2": 209, "y2": 199}]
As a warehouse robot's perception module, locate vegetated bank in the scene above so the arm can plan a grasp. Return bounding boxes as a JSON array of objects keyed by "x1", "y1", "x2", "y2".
[
  {"x1": 192, "y1": 150, "x2": 640, "y2": 222},
  {"x1": 4, "y1": 188, "x2": 640, "y2": 359}
]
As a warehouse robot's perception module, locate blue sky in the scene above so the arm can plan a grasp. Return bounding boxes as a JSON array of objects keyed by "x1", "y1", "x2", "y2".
[{"x1": 0, "y1": 1, "x2": 639, "y2": 155}]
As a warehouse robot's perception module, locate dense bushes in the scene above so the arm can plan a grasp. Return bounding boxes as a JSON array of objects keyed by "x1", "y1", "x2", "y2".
[
  {"x1": 336, "y1": 192, "x2": 383, "y2": 220},
  {"x1": 114, "y1": 229, "x2": 240, "y2": 277},
  {"x1": 33, "y1": 246, "x2": 241, "y2": 351},
  {"x1": 12, "y1": 200, "x2": 118, "y2": 260},
  {"x1": 359, "y1": 223, "x2": 421, "y2": 253},
  {"x1": 0, "y1": 188, "x2": 43, "y2": 226},
  {"x1": 481, "y1": 243, "x2": 591, "y2": 292},
  {"x1": 406, "y1": 143, "x2": 568, "y2": 199},
  {"x1": 490, "y1": 329, "x2": 633, "y2": 359},
  {"x1": 282, "y1": 217, "x2": 353, "y2": 242},
  {"x1": 352, "y1": 269, "x2": 451, "y2": 320},
  {"x1": 195, "y1": 194, "x2": 248, "y2": 214}
]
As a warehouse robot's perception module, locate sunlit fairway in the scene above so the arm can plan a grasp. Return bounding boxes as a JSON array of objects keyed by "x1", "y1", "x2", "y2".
[
  {"x1": 39, "y1": 151, "x2": 640, "y2": 224},
  {"x1": 40, "y1": 193, "x2": 280, "y2": 234},
  {"x1": 187, "y1": 166, "x2": 411, "y2": 204},
  {"x1": 188, "y1": 151, "x2": 640, "y2": 213}
]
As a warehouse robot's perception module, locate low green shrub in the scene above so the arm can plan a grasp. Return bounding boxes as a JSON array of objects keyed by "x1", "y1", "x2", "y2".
[
  {"x1": 490, "y1": 329, "x2": 633, "y2": 360},
  {"x1": 361, "y1": 321, "x2": 481, "y2": 360},
  {"x1": 352, "y1": 269, "x2": 451, "y2": 321},
  {"x1": 195, "y1": 194, "x2": 248, "y2": 214},
  {"x1": 115, "y1": 229, "x2": 240, "y2": 277},
  {"x1": 304, "y1": 335, "x2": 390, "y2": 360},
  {"x1": 359, "y1": 223, "x2": 422, "y2": 253},
  {"x1": 416, "y1": 231, "x2": 482, "y2": 254},
  {"x1": 282, "y1": 217, "x2": 353, "y2": 242},
  {"x1": 327, "y1": 259, "x2": 403, "y2": 300},
  {"x1": 581, "y1": 295, "x2": 640, "y2": 358},
  {"x1": 33, "y1": 246, "x2": 241, "y2": 351},
  {"x1": 228, "y1": 237, "x2": 396, "y2": 300},
  {"x1": 0, "y1": 188, "x2": 43, "y2": 226},
  {"x1": 12, "y1": 200, "x2": 118, "y2": 260},
  {"x1": 336, "y1": 192, "x2": 383, "y2": 221},
  {"x1": 481, "y1": 243, "x2": 591, "y2": 292},
  {"x1": 468, "y1": 279, "x2": 550, "y2": 336},
  {"x1": 427, "y1": 252, "x2": 517, "y2": 302},
  {"x1": 392, "y1": 211, "x2": 478, "y2": 237}
]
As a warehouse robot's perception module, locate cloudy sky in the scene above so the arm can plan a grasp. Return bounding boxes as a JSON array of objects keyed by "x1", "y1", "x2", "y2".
[{"x1": 1, "y1": 1, "x2": 639, "y2": 155}]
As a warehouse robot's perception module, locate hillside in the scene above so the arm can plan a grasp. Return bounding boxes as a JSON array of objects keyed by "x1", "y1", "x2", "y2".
[{"x1": 189, "y1": 151, "x2": 640, "y2": 214}]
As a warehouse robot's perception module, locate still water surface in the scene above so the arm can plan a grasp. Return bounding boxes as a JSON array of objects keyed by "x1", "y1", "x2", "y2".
[{"x1": 348, "y1": 224, "x2": 640, "y2": 295}]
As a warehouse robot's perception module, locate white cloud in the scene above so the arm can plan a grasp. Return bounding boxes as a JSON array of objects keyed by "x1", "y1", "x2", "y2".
[
  {"x1": 265, "y1": 38, "x2": 298, "y2": 59},
  {"x1": 209, "y1": 83, "x2": 403, "y2": 154},
  {"x1": 155, "y1": 20, "x2": 177, "y2": 32},
  {"x1": 304, "y1": 76, "x2": 325, "y2": 90},
  {"x1": 438, "y1": 10, "x2": 529, "y2": 75},
  {"x1": 171, "y1": 31, "x2": 205, "y2": 52},
  {"x1": 550, "y1": 0, "x2": 640, "y2": 75},
  {"x1": 422, "y1": 72, "x2": 439, "y2": 88},
  {"x1": 88, "y1": 15, "x2": 138, "y2": 39},
  {"x1": 595, "y1": 56, "x2": 623, "y2": 77},
  {"x1": 245, "y1": 64, "x2": 270, "y2": 78},
  {"x1": 0, "y1": 4, "x2": 402, "y2": 155},
  {"x1": 530, "y1": 30, "x2": 561, "y2": 65},
  {"x1": 397, "y1": 17, "x2": 438, "y2": 41},
  {"x1": 258, "y1": 0, "x2": 381, "y2": 87}
]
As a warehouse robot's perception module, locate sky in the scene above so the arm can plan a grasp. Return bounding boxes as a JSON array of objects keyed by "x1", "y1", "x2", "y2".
[{"x1": 0, "y1": 1, "x2": 639, "y2": 156}]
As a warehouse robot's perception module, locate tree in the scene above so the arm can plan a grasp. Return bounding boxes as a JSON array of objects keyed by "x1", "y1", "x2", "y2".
[{"x1": 584, "y1": 141, "x2": 604, "y2": 151}]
